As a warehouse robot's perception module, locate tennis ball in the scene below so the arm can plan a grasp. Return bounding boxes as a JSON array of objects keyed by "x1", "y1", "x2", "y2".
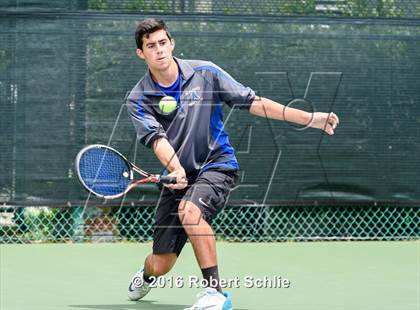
[{"x1": 159, "y1": 96, "x2": 177, "y2": 114}]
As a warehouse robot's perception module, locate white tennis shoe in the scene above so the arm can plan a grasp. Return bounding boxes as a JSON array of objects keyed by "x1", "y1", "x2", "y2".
[
  {"x1": 184, "y1": 287, "x2": 233, "y2": 310},
  {"x1": 127, "y1": 266, "x2": 152, "y2": 301}
]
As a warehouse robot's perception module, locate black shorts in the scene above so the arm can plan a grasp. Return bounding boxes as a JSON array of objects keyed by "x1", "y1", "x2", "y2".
[{"x1": 152, "y1": 169, "x2": 237, "y2": 256}]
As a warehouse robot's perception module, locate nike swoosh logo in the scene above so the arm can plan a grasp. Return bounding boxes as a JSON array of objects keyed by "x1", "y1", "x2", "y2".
[{"x1": 198, "y1": 197, "x2": 210, "y2": 208}]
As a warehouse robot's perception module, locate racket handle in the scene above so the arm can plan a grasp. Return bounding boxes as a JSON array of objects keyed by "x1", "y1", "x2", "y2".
[{"x1": 159, "y1": 175, "x2": 177, "y2": 184}]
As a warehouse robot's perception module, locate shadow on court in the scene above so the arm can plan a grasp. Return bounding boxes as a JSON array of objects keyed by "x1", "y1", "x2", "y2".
[{"x1": 70, "y1": 301, "x2": 252, "y2": 310}]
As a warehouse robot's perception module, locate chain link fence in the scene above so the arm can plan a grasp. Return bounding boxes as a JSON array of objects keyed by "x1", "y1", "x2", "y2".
[{"x1": 1, "y1": 205, "x2": 418, "y2": 243}]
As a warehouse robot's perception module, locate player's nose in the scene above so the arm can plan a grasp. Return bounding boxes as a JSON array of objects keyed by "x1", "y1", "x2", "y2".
[{"x1": 156, "y1": 44, "x2": 164, "y2": 54}]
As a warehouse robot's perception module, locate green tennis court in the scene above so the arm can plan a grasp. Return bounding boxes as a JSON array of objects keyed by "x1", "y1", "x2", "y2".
[{"x1": 1, "y1": 241, "x2": 419, "y2": 310}]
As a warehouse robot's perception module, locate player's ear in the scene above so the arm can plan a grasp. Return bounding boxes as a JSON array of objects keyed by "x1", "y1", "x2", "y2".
[
  {"x1": 136, "y1": 48, "x2": 145, "y2": 60},
  {"x1": 170, "y1": 38, "x2": 175, "y2": 51}
]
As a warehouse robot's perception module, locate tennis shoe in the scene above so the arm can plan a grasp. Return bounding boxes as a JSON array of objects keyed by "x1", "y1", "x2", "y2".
[
  {"x1": 127, "y1": 266, "x2": 152, "y2": 301},
  {"x1": 184, "y1": 287, "x2": 233, "y2": 310}
]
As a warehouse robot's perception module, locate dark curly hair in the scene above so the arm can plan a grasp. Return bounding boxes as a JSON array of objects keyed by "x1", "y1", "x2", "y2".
[{"x1": 135, "y1": 18, "x2": 172, "y2": 50}]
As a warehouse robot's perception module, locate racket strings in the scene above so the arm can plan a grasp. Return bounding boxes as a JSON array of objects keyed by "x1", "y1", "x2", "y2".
[{"x1": 79, "y1": 148, "x2": 131, "y2": 196}]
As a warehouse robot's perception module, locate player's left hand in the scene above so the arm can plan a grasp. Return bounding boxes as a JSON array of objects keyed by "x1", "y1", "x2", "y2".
[{"x1": 310, "y1": 112, "x2": 340, "y2": 135}]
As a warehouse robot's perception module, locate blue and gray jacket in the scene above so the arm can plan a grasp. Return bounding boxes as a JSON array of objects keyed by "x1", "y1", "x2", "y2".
[{"x1": 127, "y1": 57, "x2": 255, "y2": 179}]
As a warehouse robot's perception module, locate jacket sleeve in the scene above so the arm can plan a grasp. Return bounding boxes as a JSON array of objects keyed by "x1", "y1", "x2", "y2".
[
  {"x1": 127, "y1": 97, "x2": 167, "y2": 148},
  {"x1": 211, "y1": 62, "x2": 256, "y2": 110}
]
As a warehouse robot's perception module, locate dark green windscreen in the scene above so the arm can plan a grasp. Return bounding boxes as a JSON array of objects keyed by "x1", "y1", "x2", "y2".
[{"x1": 0, "y1": 1, "x2": 419, "y2": 206}]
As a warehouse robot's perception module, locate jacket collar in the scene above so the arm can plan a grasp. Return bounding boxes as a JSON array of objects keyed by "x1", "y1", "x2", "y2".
[
  {"x1": 143, "y1": 57, "x2": 194, "y2": 96},
  {"x1": 174, "y1": 57, "x2": 194, "y2": 81}
]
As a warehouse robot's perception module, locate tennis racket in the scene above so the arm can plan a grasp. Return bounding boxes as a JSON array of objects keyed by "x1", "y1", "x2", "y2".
[{"x1": 75, "y1": 144, "x2": 177, "y2": 199}]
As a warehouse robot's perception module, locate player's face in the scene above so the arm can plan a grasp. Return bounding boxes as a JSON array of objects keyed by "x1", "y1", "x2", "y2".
[{"x1": 137, "y1": 29, "x2": 175, "y2": 71}]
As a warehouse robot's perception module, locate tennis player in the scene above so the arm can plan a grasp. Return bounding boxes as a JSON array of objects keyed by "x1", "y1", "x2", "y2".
[{"x1": 127, "y1": 18, "x2": 339, "y2": 310}]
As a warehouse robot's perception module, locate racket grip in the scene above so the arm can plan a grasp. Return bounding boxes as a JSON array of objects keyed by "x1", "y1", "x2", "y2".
[{"x1": 159, "y1": 175, "x2": 177, "y2": 184}]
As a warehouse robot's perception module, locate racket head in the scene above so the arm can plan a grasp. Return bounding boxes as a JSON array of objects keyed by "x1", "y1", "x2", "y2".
[{"x1": 75, "y1": 144, "x2": 133, "y2": 199}]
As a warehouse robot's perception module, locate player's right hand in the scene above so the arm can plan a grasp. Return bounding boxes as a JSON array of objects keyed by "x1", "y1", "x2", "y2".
[{"x1": 165, "y1": 167, "x2": 188, "y2": 190}]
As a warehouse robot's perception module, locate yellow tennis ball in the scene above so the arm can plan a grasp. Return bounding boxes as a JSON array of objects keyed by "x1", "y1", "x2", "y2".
[
  {"x1": 159, "y1": 96, "x2": 177, "y2": 113},
  {"x1": 122, "y1": 171, "x2": 129, "y2": 178}
]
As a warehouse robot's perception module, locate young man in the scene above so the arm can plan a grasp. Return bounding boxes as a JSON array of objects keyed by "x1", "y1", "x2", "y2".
[{"x1": 127, "y1": 18, "x2": 339, "y2": 310}]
